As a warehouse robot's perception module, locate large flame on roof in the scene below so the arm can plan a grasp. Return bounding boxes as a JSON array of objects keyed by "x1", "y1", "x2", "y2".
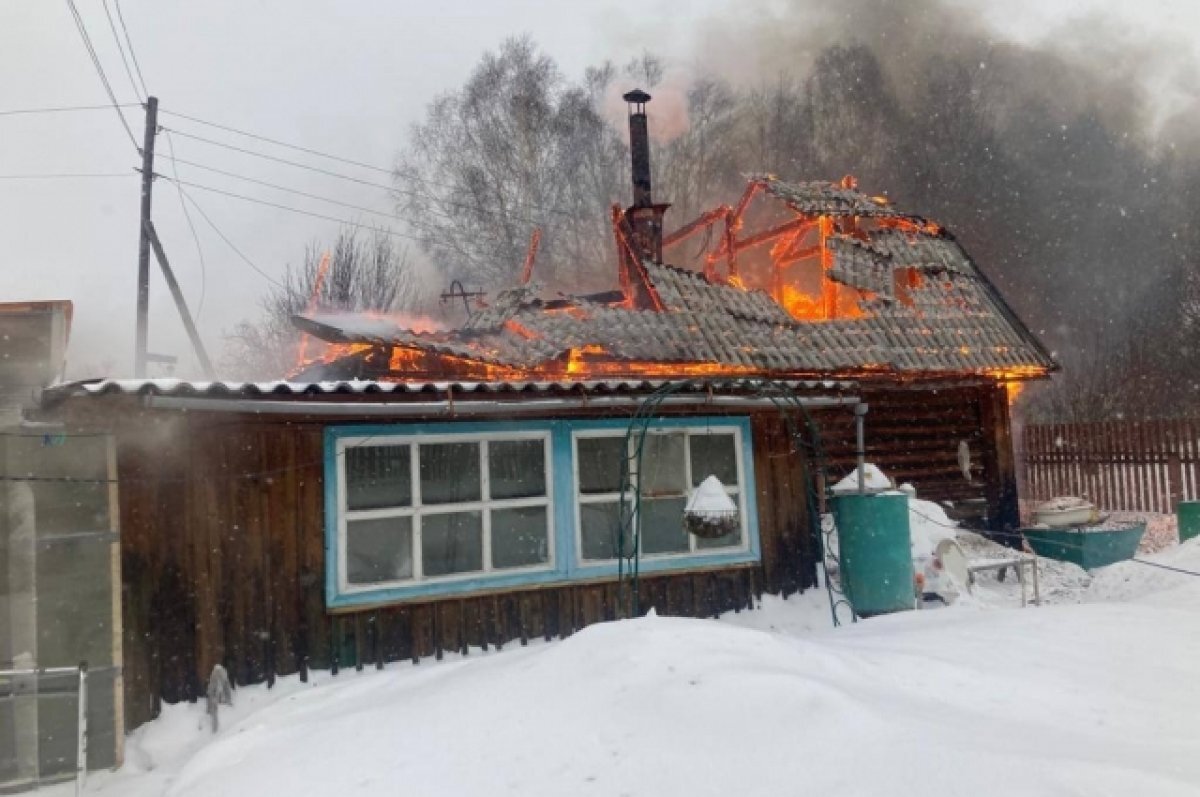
[
  {"x1": 287, "y1": 175, "x2": 1052, "y2": 386},
  {"x1": 294, "y1": 310, "x2": 446, "y2": 373}
]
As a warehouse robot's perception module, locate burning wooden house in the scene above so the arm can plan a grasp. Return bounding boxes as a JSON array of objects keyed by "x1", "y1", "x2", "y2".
[{"x1": 36, "y1": 89, "x2": 1054, "y2": 732}]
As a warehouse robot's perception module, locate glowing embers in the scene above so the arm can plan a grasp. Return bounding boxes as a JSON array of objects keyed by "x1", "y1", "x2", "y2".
[
  {"x1": 292, "y1": 308, "x2": 445, "y2": 375},
  {"x1": 893, "y1": 267, "x2": 926, "y2": 308},
  {"x1": 986, "y1": 366, "x2": 1048, "y2": 406},
  {"x1": 564, "y1": 343, "x2": 757, "y2": 379}
]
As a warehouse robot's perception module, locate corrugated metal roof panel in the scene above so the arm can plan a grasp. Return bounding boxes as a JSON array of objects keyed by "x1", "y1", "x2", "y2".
[{"x1": 47, "y1": 377, "x2": 857, "y2": 402}]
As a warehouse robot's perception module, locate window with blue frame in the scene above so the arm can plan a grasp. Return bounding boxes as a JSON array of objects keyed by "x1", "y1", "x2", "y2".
[
  {"x1": 326, "y1": 418, "x2": 759, "y2": 608},
  {"x1": 573, "y1": 427, "x2": 749, "y2": 563}
]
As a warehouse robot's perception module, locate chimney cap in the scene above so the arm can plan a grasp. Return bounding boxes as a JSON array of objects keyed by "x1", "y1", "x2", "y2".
[{"x1": 622, "y1": 88, "x2": 652, "y2": 105}]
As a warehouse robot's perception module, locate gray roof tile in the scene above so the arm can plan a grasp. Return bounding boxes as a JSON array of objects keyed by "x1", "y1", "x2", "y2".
[{"x1": 296, "y1": 178, "x2": 1055, "y2": 378}]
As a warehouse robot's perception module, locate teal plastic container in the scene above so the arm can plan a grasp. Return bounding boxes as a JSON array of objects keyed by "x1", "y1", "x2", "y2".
[
  {"x1": 1023, "y1": 523, "x2": 1145, "y2": 569},
  {"x1": 831, "y1": 493, "x2": 914, "y2": 617},
  {"x1": 1179, "y1": 501, "x2": 1200, "y2": 543}
]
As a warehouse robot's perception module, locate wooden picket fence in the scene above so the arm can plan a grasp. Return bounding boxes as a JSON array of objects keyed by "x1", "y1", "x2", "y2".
[{"x1": 1021, "y1": 418, "x2": 1200, "y2": 514}]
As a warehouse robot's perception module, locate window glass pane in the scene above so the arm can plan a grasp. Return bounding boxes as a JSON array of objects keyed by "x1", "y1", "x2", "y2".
[
  {"x1": 491, "y1": 506, "x2": 549, "y2": 569},
  {"x1": 641, "y1": 433, "x2": 686, "y2": 496},
  {"x1": 421, "y1": 512, "x2": 483, "y2": 576},
  {"x1": 420, "y1": 442, "x2": 481, "y2": 504},
  {"x1": 689, "y1": 433, "x2": 739, "y2": 487},
  {"x1": 346, "y1": 445, "x2": 411, "y2": 510},
  {"x1": 489, "y1": 439, "x2": 546, "y2": 500},
  {"x1": 577, "y1": 437, "x2": 626, "y2": 494},
  {"x1": 580, "y1": 501, "x2": 623, "y2": 560},
  {"x1": 641, "y1": 497, "x2": 689, "y2": 554},
  {"x1": 694, "y1": 518, "x2": 743, "y2": 550},
  {"x1": 347, "y1": 517, "x2": 413, "y2": 584}
]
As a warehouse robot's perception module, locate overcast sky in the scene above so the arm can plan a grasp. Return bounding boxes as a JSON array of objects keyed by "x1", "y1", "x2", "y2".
[{"x1": 4, "y1": 0, "x2": 1197, "y2": 378}]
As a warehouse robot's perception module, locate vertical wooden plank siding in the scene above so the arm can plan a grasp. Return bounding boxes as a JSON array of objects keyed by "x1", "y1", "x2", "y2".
[
  {"x1": 113, "y1": 381, "x2": 1014, "y2": 730},
  {"x1": 1022, "y1": 417, "x2": 1200, "y2": 513}
]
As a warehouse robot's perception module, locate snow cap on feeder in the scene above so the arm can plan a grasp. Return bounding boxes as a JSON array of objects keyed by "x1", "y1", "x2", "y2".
[{"x1": 683, "y1": 475, "x2": 740, "y2": 538}]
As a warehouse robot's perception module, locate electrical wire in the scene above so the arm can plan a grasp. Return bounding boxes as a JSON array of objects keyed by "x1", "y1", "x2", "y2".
[
  {"x1": 158, "y1": 123, "x2": 575, "y2": 224},
  {"x1": 104, "y1": 5, "x2": 210, "y2": 322},
  {"x1": 159, "y1": 108, "x2": 393, "y2": 175},
  {"x1": 160, "y1": 174, "x2": 428, "y2": 245},
  {"x1": 0, "y1": 104, "x2": 139, "y2": 117},
  {"x1": 160, "y1": 127, "x2": 402, "y2": 190},
  {"x1": 166, "y1": 169, "x2": 492, "y2": 281},
  {"x1": 163, "y1": 132, "x2": 209, "y2": 319},
  {"x1": 64, "y1": 0, "x2": 140, "y2": 152},
  {"x1": 175, "y1": 187, "x2": 288, "y2": 290},
  {"x1": 0, "y1": 172, "x2": 135, "y2": 179},
  {"x1": 101, "y1": 0, "x2": 141, "y2": 102},
  {"x1": 162, "y1": 155, "x2": 401, "y2": 221},
  {"x1": 113, "y1": 0, "x2": 150, "y2": 98},
  {"x1": 905, "y1": 505, "x2": 1200, "y2": 578}
]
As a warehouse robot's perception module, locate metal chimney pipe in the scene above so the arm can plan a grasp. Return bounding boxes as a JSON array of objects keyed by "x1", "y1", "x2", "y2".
[
  {"x1": 621, "y1": 88, "x2": 668, "y2": 268},
  {"x1": 624, "y1": 89, "x2": 653, "y2": 207}
]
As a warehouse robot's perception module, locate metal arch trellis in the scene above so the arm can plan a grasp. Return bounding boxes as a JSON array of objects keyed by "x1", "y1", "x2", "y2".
[{"x1": 614, "y1": 379, "x2": 858, "y2": 627}]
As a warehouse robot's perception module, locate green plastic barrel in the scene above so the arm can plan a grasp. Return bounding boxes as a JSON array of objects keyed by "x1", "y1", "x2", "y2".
[
  {"x1": 831, "y1": 493, "x2": 915, "y2": 617},
  {"x1": 1180, "y1": 501, "x2": 1200, "y2": 543}
]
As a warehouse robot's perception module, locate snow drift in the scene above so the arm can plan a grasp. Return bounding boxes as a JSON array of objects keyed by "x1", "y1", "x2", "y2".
[{"x1": 72, "y1": 591, "x2": 1200, "y2": 797}]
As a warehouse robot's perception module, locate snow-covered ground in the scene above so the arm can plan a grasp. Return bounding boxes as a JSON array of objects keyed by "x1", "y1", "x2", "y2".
[{"x1": 53, "y1": 534, "x2": 1200, "y2": 797}]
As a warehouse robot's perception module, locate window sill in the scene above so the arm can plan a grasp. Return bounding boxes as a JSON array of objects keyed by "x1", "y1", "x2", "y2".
[{"x1": 326, "y1": 553, "x2": 761, "y2": 613}]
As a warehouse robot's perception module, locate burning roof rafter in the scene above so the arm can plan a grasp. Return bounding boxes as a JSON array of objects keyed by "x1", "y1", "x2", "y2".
[
  {"x1": 290, "y1": 175, "x2": 1054, "y2": 385},
  {"x1": 289, "y1": 92, "x2": 1053, "y2": 386}
]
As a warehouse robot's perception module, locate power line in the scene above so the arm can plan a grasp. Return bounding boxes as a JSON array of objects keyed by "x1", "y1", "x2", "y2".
[
  {"x1": 0, "y1": 172, "x2": 136, "y2": 179},
  {"x1": 161, "y1": 174, "x2": 429, "y2": 245},
  {"x1": 159, "y1": 122, "x2": 576, "y2": 223},
  {"x1": 175, "y1": 187, "x2": 288, "y2": 290},
  {"x1": 0, "y1": 104, "x2": 139, "y2": 117},
  {"x1": 163, "y1": 132, "x2": 210, "y2": 320},
  {"x1": 159, "y1": 108, "x2": 393, "y2": 175},
  {"x1": 113, "y1": 0, "x2": 150, "y2": 98},
  {"x1": 101, "y1": 0, "x2": 142, "y2": 101},
  {"x1": 64, "y1": 0, "x2": 140, "y2": 152},
  {"x1": 161, "y1": 155, "x2": 398, "y2": 220},
  {"x1": 165, "y1": 151, "x2": 554, "y2": 233},
  {"x1": 161, "y1": 127, "x2": 398, "y2": 189}
]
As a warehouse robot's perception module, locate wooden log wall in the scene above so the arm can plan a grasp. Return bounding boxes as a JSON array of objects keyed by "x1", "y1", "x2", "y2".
[
  {"x1": 112, "y1": 380, "x2": 1010, "y2": 730},
  {"x1": 818, "y1": 384, "x2": 1011, "y2": 519},
  {"x1": 1023, "y1": 417, "x2": 1200, "y2": 514}
]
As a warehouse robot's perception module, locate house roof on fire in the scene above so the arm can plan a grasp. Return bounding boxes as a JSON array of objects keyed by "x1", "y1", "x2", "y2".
[{"x1": 293, "y1": 176, "x2": 1055, "y2": 382}]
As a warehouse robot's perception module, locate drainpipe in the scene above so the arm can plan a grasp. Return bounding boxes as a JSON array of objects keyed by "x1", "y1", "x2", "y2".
[{"x1": 855, "y1": 402, "x2": 868, "y2": 495}]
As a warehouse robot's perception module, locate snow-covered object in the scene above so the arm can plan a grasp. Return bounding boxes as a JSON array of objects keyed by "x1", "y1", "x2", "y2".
[
  {"x1": 97, "y1": 593, "x2": 1200, "y2": 797},
  {"x1": 1033, "y1": 496, "x2": 1099, "y2": 528},
  {"x1": 1086, "y1": 536, "x2": 1200, "y2": 605},
  {"x1": 686, "y1": 475, "x2": 737, "y2": 514},
  {"x1": 908, "y1": 497, "x2": 959, "y2": 561},
  {"x1": 683, "y1": 475, "x2": 738, "y2": 538},
  {"x1": 829, "y1": 462, "x2": 892, "y2": 494}
]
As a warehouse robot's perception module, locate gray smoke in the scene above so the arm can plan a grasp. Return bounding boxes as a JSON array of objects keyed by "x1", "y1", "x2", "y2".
[{"x1": 617, "y1": 0, "x2": 1200, "y2": 418}]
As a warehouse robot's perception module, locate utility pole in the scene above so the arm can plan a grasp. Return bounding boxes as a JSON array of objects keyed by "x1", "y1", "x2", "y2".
[
  {"x1": 134, "y1": 96, "x2": 158, "y2": 378},
  {"x1": 143, "y1": 220, "x2": 215, "y2": 379}
]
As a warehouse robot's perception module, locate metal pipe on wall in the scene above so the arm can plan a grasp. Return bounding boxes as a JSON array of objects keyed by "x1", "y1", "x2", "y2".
[{"x1": 855, "y1": 402, "x2": 869, "y2": 494}]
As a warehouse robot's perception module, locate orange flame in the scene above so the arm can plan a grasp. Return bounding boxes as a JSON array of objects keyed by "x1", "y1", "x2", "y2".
[{"x1": 295, "y1": 251, "x2": 333, "y2": 368}]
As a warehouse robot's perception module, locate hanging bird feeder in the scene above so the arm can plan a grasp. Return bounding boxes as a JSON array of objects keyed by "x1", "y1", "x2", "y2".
[{"x1": 683, "y1": 475, "x2": 740, "y2": 538}]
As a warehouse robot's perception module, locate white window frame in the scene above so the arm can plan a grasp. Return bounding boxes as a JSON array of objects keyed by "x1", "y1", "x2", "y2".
[
  {"x1": 571, "y1": 425, "x2": 750, "y2": 567},
  {"x1": 336, "y1": 430, "x2": 555, "y2": 594}
]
